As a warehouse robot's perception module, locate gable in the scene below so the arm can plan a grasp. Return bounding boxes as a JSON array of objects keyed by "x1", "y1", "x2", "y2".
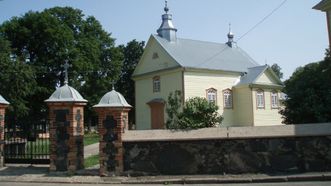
[
  {"x1": 255, "y1": 70, "x2": 280, "y2": 85},
  {"x1": 132, "y1": 35, "x2": 180, "y2": 76}
]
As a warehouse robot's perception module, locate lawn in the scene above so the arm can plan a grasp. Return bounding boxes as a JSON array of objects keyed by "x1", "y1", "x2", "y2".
[
  {"x1": 84, "y1": 154, "x2": 99, "y2": 168},
  {"x1": 84, "y1": 132, "x2": 99, "y2": 146}
]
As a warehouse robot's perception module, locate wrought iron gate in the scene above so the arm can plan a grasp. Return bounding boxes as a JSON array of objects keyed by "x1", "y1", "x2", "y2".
[{"x1": 4, "y1": 120, "x2": 50, "y2": 164}]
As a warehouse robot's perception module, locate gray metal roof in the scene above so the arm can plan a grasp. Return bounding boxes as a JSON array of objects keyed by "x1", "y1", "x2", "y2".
[
  {"x1": 0, "y1": 95, "x2": 9, "y2": 105},
  {"x1": 236, "y1": 65, "x2": 268, "y2": 85},
  {"x1": 153, "y1": 34, "x2": 259, "y2": 72},
  {"x1": 93, "y1": 90, "x2": 131, "y2": 108},
  {"x1": 45, "y1": 84, "x2": 87, "y2": 103}
]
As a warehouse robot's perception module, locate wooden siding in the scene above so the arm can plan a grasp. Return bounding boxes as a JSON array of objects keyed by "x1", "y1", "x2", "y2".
[
  {"x1": 252, "y1": 88, "x2": 283, "y2": 126},
  {"x1": 135, "y1": 70, "x2": 183, "y2": 129},
  {"x1": 232, "y1": 87, "x2": 254, "y2": 126},
  {"x1": 255, "y1": 70, "x2": 278, "y2": 85},
  {"x1": 133, "y1": 36, "x2": 179, "y2": 76},
  {"x1": 183, "y1": 71, "x2": 240, "y2": 126}
]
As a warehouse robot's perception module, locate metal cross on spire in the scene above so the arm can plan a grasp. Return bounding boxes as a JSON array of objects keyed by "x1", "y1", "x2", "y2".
[
  {"x1": 111, "y1": 80, "x2": 116, "y2": 91},
  {"x1": 61, "y1": 60, "x2": 72, "y2": 85},
  {"x1": 164, "y1": 0, "x2": 169, "y2": 14}
]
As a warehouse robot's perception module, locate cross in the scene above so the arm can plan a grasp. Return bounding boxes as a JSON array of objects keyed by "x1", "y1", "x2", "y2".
[
  {"x1": 61, "y1": 60, "x2": 72, "y2": 85},
  {"x1": 111, "y1": 80, "x2": 116, "y2": 91},
  {"x1": 164, "y1": 0, "x2": 169, "y2": 14}
]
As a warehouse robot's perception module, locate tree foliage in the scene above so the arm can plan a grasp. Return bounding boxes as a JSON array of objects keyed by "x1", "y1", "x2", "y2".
[
  {"x1": 280, "y1": 50, "x2": 331, "y2": 124},
  {"x1": 0, "y1": 7, "x2": 123, "y2": 126},
  {"x1": 117, "y1": 40, "x2": 145, "y2": 126},
  {"x1": 166, "y1": 91, "x2": 223, "y2": 129},
  {"x1": 271, "y1": 63, "x2": 283, "y2": 79}
]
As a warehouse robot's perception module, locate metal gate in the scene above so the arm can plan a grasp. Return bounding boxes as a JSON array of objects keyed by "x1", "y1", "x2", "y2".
[{"x1": 4, "y1": 120, "x2": 50, "y2": 164}]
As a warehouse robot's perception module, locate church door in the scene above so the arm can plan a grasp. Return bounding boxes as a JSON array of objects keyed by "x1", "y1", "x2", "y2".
[{"x1": 147, "y1": 99, "x2": 165, "y2": 129}]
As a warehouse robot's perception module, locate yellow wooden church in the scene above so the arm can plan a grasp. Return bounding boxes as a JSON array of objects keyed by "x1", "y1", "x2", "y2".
[{"x1": 132, "y1": 3, "x2": 284, "y2": 130}]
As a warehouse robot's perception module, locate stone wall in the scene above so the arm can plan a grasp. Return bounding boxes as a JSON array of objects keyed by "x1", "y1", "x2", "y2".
[{"x1": 122, "y1": 123, "x2": 331, "y2": 175}]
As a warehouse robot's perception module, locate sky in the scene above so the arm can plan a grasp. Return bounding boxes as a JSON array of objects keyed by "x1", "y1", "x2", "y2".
[{"x1": 0, "y1": 0, "x2": 328, "y2": 80}]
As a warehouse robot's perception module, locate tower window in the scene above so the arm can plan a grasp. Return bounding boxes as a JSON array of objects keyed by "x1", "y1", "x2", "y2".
[{"x1": 153, "y1": 76, "x2": 160, "y2": 92}]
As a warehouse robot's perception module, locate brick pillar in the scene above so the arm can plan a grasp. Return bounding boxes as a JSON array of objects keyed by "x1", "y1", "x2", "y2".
[
  {"x1": 47, "y1": 102, "x2": 86, "y2": 173},
  {"x1": 95, "y1": 107, "x2": 130, "y2": 176},
  {"x1": 0, "y1": 104, "x2": 8, "y2": 167}
]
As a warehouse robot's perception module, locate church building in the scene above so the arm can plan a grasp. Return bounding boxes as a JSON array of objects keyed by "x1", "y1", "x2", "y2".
[{"x1": 132, "y1": 2, "x2": 284, "y2": 130}]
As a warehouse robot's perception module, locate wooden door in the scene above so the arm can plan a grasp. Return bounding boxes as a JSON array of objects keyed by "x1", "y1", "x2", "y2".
[{"x1": 148, "y1": 102, "x2": 165, "y2": 129}]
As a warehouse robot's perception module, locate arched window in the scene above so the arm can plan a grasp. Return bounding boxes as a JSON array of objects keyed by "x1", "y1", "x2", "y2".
[
  {"x1": 256, "y1": 89, "x2": 265, "y2": 109},
  {"x1": 153, "y1": 76, "x2": 160, "y2": 92},
  {"x1": 271, "y1": 91, "x2": 279, "y2": 108},
  {"x1": 206, "y1": 88, "x2": 217, "y2": 104},
  {"x1": 223, "y1": 89, "x2": 233, "y2": 109}
]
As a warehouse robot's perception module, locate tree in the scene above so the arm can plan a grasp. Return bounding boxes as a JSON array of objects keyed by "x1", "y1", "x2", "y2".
[
  {"x1": 0, "y1": 7, "x2": 122, "y2": 126},
  {"x1": 280, "y1": 50, "x2": 331, "y2": 124},
  {"x1": 271, "y1": 63, "x2": 283, "y2": 79},
  {"x1": 0, "y1": 36, "x2": 37, "y2": 125},
  {"x1": 166, "y1": 91, "x2": 223, "y2": 129},
  {"x1": 117, "y1": 40, "x2": 145, "y2": 127}
]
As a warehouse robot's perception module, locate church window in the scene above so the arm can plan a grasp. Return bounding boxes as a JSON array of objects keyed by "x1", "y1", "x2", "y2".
[
  {"x1": 152, "y1": 52, "x2": 159, "y2": 59},
  {"x1": 271, "y1": 91, "x2": 279, "y2": 108},
  {"x1": 206, "y1": 88, "x2": 217, "y2": 104},
  {"x1": 223, "y1": 89, "x2": 233, "y2": 109},
  {"x1": 153, "y1": 76, "x2": 160, "y2": 92},
  {"x1": 256, "y1": 89, "x2": 265, "y2": 109}
]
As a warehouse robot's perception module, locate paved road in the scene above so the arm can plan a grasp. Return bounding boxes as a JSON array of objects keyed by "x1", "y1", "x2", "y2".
[{"x1": 1, "y1": 181, "x2": 331, "y2": 186}]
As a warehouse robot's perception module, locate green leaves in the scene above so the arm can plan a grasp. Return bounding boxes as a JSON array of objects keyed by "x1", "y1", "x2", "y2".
[
  {"x1": 280, "y1": 49, "x2": 331, "y2": 124},
  {"x1": 166, "y1": 91, "x2": 223, "y2": 130},
  {"x1": 0, "y1": 7, "x2": 124, "y2": 126}
]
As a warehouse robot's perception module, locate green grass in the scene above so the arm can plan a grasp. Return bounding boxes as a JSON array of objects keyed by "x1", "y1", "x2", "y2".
[
  {"x1": 84, "y1": 132, "x2": 99, "y2": 146},
  {"x1": 84, "y1": 154, "x2": 99, "y2": 168}
]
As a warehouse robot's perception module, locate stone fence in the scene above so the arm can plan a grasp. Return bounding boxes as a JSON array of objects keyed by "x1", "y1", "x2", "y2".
[{"x1": 121, "y1": 123, "x2": 331, "y2": 175}]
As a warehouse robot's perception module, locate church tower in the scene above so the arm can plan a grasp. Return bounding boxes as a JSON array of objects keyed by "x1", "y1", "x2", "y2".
[{"x1": 157, "y1": 0, "x2": 177, "y2": 42}]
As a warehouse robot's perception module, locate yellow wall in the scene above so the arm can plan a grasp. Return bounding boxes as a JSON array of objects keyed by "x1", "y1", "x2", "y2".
[
  {"x1": 255, "y1": 70, "x2": 278, "y2": 85},
  {"x1": 252, "y1": 88, "x2": 283, "y2": 126},
  {"x1": 133, "y1": 36, "x2": 179, "y2": 76},
  {"x1": 135, "y1": 70, "x2": 183, "y2": 129},
  {"x1": 232, "y1": 86, "x2": 254, "y2": 126},
  {"x1": 183, "y1": 71, "x2": 240, "y2": 126}
]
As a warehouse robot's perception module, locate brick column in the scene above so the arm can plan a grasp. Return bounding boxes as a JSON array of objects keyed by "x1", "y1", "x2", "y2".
[
  {"x1": 0, "y1": 104, "x2": 9, "y2": 167},
  {"x1": 47, "y1": 102, "x2": 86, "y2": 173},
  {"x1": 95, "y1": 107, "x2": 130, "y2": 176}
]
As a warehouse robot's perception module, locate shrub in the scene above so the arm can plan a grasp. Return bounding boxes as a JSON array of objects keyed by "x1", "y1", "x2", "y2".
[{"x1": 166, "y1": 91, "x2": 223, "y2": 129}]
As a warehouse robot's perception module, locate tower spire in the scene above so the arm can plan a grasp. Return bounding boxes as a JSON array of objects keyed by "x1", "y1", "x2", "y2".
[
  {"x1": 157, "y1": 0, "x2": 177, "y2": 42},
  {"x1": 164, "y1": 0, "x2": 169, "y2": 14},
  {"x1": 227, "y1": 23, "x2": 236, "y2": 47}
]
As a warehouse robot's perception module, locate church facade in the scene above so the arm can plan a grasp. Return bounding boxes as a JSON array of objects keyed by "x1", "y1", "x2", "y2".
[{"x1": 133, "y1": 3, "x2": 283, "y2": 130}]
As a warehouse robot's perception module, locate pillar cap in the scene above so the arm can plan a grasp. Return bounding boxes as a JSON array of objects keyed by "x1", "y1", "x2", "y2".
[
  {"x1": 93, "y1": 90, "x2": 131, "y2": 108},
  {"x1": 45, "y1": 84, "x2": 87, "y2": 103},
  {"x1": 0, "y1": 94, "x2": 9, "y2": 105}
]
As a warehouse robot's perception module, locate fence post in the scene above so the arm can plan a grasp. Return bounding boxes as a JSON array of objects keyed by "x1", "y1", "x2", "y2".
[
  {"x1": 45, "y1": 85, "x2": 87, "y2": 173},
  {"x1": 0, "y1": 95, "x2": 9, "y2": 168},
  {"x1": 94, "y1": 88, "x2": 131, "y2": 176}
]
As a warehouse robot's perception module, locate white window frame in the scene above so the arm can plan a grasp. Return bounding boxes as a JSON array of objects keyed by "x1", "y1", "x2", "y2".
[
  {"x1": 206, "y1": 88, "x2": 217, "y2": 104},
  {"x1": 153, "y1": 76, "x2": 160, "y2": 92},
  {"x1": 223, "y1": 89, "x2": 233, "y2": 109},
  {"x1": 271, "y1": 91, "x2": 279, "y2": 109},
  {"x1": 256, "y1": 89, "x2": 265, "y2": 109}
]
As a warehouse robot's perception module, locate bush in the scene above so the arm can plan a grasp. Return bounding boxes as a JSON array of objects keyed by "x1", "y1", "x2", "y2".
[{"x1": 166, "y1": 91, "x2": 223, "y2": 129}]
